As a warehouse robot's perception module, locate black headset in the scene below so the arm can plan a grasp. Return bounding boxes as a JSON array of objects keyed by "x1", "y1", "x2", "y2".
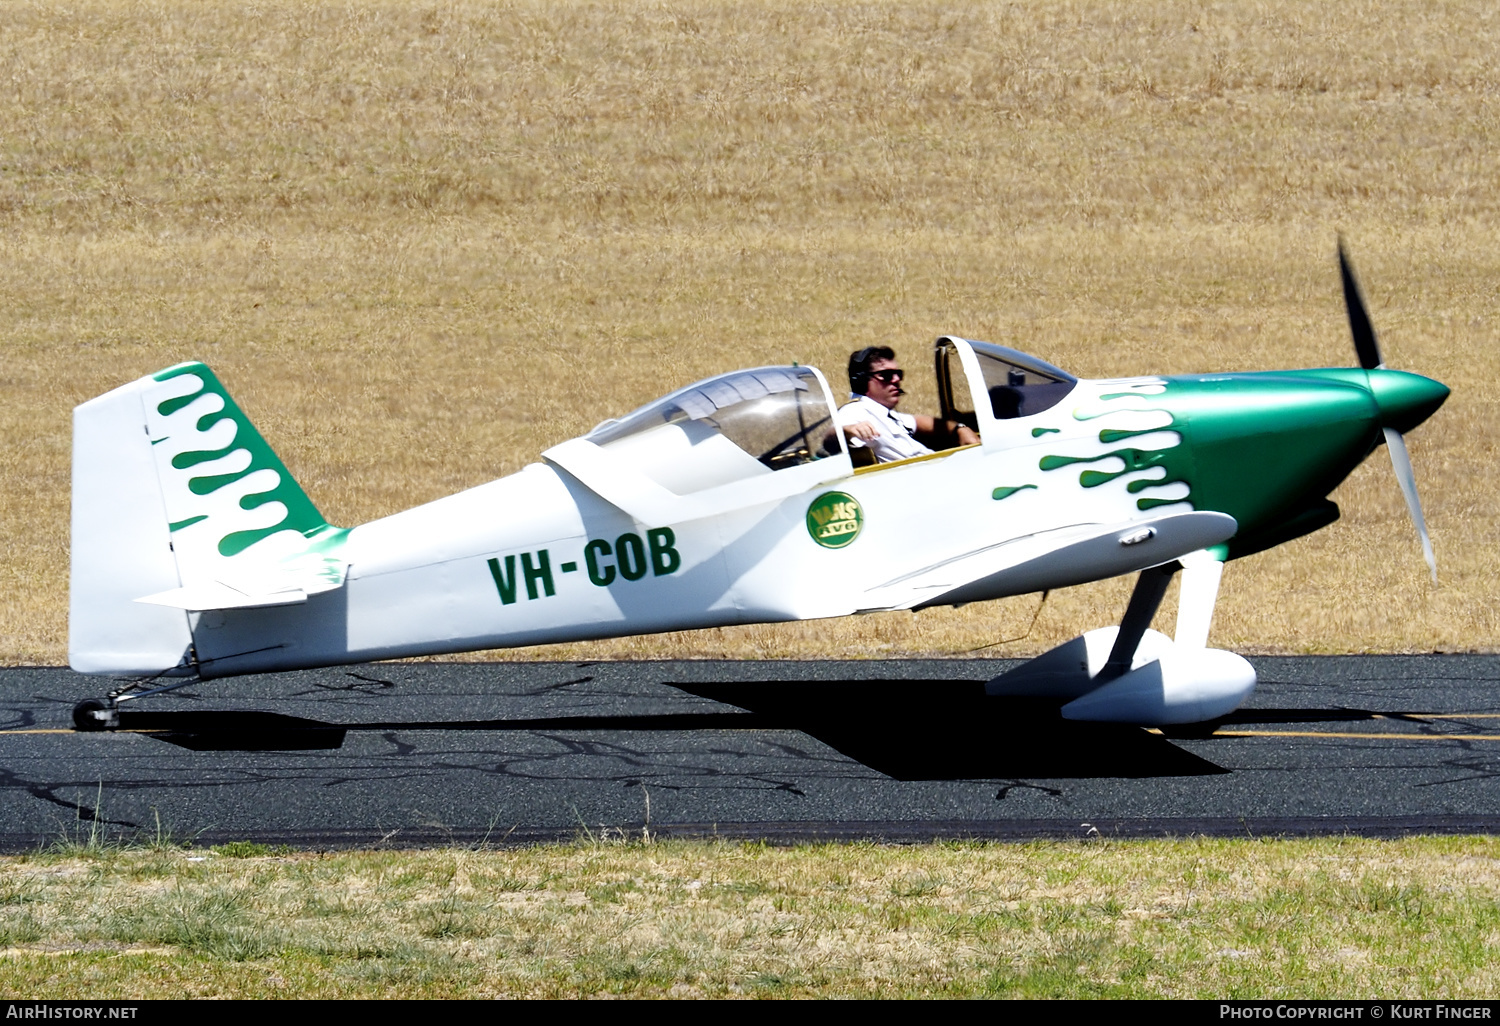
[{"x1": 848, "y1": 346, "x2": 895, "y2": 395}]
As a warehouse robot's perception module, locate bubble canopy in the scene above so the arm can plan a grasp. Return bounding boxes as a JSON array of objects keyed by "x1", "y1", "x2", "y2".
[{"x1": 587, "y1": 366, "x2": 842, "y2": 478}]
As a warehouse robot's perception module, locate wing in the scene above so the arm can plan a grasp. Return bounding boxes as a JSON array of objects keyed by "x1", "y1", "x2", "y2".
[{"x1": 857, "y1": 510, "x2": 1237, "y2": 612}]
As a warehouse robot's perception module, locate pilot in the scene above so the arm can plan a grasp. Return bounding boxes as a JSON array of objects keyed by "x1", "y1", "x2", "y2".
[{"x1": 837, "y1": 346, "x2": 979, "y2": 463}]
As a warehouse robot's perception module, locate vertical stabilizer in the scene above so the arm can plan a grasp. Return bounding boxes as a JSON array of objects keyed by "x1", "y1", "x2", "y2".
[{"x1": 70, "y1": 362, "x2": 343, "y2": 675}]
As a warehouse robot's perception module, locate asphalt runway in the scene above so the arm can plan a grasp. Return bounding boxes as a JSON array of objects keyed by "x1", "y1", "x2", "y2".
[{"x1": 2, "y1": 656, "x2": 1498, "y2": 850}]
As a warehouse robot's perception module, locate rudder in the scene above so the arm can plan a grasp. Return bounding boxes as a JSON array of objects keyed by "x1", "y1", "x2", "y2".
[{"x1": 70, "y1": 375, "x2": 193, "y2": 674}]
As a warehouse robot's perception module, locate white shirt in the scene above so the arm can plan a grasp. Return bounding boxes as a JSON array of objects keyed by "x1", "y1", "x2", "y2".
[{"x1": 836, "y1": 394, "x2": 933, "y2": 463}]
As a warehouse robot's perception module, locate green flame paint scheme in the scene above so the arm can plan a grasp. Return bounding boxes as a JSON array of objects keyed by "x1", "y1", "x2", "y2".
[
  {"x1": 148, "y1": 363, "x2": 342, "y2": 558},
  {"x1": 66, "y1": 251, "x2": 1449, "y2": 731},
  {"x1": 1051, "y1": 369, "x2": 1445, "y2": 559}
]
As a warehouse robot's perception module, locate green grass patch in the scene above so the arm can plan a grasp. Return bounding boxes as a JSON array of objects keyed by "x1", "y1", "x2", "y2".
[
  {"x1": 0, "y1": 836, "x2": 1497, "y2": 998},
  {"x1": 211, "y1": 842, "x2": 294, "y2": 859}
]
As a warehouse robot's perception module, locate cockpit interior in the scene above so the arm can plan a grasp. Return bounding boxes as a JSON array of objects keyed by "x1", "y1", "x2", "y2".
[{"x1": 580, "y1": 339, "x2": 1076, "y2": 497}]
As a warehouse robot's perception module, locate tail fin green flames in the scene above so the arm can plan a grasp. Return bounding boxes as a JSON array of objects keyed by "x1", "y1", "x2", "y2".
[{"x1": 146, "y1": 363, "x2": 332, "y2": 560}]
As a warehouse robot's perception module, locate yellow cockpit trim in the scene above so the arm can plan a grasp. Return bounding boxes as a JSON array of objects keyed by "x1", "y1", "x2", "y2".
[{"x1": 852, "y1": 442, "x2": 982, "y2": 475}]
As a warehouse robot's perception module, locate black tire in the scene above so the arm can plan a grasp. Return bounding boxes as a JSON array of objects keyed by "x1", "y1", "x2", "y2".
[{"x1": 73, "y1": 699, "x2": 118, "y2": 732}]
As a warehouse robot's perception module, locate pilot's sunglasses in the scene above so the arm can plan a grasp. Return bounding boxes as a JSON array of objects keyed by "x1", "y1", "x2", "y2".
[{"x1": 871, "y1": 369, "x2": 904, "y2": 383}]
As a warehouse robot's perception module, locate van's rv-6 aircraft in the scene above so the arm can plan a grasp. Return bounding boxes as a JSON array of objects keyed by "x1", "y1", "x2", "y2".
[{"x1": 70, "y1": 247, "x2": 1449, "y2": 735}]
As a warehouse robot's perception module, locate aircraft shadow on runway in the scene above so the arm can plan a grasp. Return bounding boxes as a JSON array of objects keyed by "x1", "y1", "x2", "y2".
[
  {"x1": 667, "y1": 679, "x2": 1228, "y2": 780},
  {"x1": 114, "y1": 678, "x2": 1231, "y2": 780},
  {"x1": 115, "y1": 710, "x2": 347, "y2": 752}
]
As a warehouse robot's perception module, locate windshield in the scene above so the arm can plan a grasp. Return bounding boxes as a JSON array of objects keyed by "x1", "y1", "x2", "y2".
[{"x1": 965, "y1": 340, "x2": 1076, "y2": 420}]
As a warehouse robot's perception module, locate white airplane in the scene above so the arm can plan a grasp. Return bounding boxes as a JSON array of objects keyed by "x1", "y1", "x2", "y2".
[{"x1": 69, "y1": 247, "x2": 1448, "y2": 734}]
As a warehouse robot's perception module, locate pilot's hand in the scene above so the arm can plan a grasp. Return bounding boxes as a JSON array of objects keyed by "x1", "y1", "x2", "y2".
[
  {"x1": 842, "y1": 421, "x2": 879, "y2": 442},
  {"x1": 956, "y1": 425, "x2": 979, "y2": 446}
]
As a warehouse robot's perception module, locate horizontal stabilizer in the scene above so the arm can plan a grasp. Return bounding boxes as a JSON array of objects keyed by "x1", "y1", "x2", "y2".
[
  {"x1": 137, "y1": 581, "x2": 309, "y2": 611},
  {"x1": 136, "y1": 554, "x2": 348, "y2": 612}
]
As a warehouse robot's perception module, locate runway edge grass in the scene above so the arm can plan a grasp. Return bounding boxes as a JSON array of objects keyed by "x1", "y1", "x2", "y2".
[{"x1": 0, "y1": 836, "x2": 1497, "y2": 998}]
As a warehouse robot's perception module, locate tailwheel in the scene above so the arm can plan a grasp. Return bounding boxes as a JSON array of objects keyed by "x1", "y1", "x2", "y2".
[{"x1": 73, "y1": 699, "x2": 119, "y2": 732}]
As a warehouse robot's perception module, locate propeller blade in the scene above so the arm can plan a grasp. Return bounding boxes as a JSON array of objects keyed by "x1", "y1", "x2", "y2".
[
  {"x1": 1383, "y1": 426, "x2": 1437, "y2": 583},
  {"x1": 1339, "y1": 239, "x2": 1384, "y2": 370}
]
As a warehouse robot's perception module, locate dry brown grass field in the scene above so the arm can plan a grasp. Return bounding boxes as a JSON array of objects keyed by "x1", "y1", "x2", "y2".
[{"x1": 2, "y1": 0, "x2": 1497, "y2": 664}]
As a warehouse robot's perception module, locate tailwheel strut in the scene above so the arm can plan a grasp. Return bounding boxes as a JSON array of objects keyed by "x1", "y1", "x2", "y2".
[{"x1": 72, "y1": 674, "x2": 203, "y2": 732}]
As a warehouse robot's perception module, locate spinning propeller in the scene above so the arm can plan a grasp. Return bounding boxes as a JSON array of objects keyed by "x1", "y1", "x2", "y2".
[{"x1": 1338, "y1": 239, "x2": 1439, "y2": 583}]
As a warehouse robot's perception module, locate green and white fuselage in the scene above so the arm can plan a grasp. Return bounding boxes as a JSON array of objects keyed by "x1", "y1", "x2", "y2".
[{"x1": 68, "y1": 335, "x2": 1446, "y2": 727}]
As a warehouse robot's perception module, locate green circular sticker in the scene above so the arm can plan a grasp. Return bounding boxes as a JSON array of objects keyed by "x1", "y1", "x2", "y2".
[{"x1": 806, "y1": 491, "x2": 863, "y2": 549}]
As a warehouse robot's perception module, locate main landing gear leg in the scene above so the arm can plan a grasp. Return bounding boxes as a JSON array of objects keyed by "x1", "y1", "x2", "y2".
[
  {"x1": 985, "y1": 549, "x2": 1255, "y2": 727},
  {"x1": 73, "y1": 675, "x2": 202, "y2": 732},
  {"x1": 1098, "y1": 563, "x2": 1177, "y2": 682},
  {"x1": 985, "y1": 561, "x2": 1181, "y2": 701},
  {"x1": 1172, "y1": 548, "x2": 1225, "y2": 650},
  {"x1": 1097, "y1": 548, "x2": 1224, "y2": 679}
]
